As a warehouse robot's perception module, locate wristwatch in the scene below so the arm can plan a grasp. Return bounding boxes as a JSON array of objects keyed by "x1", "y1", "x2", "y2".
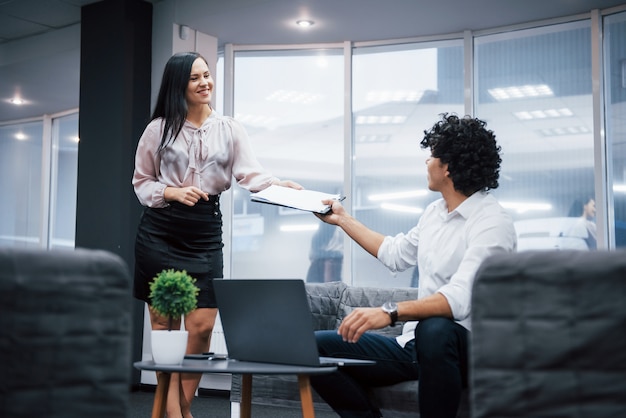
[{"x1": 381, "y1": 301, "x2": 398, "y2": 327}]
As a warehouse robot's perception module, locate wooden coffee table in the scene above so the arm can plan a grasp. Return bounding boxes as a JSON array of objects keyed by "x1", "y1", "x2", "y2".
[{"x1": 134, "y1": 358, "x2": 337, "y2": 418}]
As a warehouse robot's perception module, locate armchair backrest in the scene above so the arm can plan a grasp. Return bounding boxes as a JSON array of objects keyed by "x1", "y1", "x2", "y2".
[
  {"x1": 0, "y1": 247, "x2": 132, "y2": 418},
  {"x1": 470, "y1": 250, "x2": 626, "y2": 417}
]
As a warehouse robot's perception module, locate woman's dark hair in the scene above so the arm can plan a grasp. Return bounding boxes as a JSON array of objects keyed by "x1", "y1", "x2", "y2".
[
  {"x1": 568, "y1": 196, "x2": 594, "y2": 217},
  {"x1": 420, "y1": 113, "x2": 501, "y2": 196},
  {"x1": 151, "y1": 51, "x2": 208, "y2": 151}
]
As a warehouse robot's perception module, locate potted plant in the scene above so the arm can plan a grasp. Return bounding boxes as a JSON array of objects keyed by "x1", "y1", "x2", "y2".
[{"x1": 149, "y1": 269, "x2": 199, "y2": 364}]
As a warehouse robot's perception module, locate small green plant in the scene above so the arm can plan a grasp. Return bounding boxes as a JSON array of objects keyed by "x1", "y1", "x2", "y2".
[{"x1": 149, "y1": 269, "x2": 199, "y2": 331}]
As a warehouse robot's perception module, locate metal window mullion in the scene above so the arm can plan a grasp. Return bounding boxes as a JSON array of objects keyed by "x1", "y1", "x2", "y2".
[
  {"x1": 464, "y1": 30, "x2": 474, "y2": 117},
  {"x1": 591, "y1": 9, "x2": 613, "y2": 249},
  {"x1": 344, "y1": 41, "x2": 354, "y2": 286},
  {"x1": 40, "y1": 114, "x2": 52, "y2": 249}
]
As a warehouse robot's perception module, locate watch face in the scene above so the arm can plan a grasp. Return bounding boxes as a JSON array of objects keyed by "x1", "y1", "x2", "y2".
[{"x1": 383, "y1": 301, "x2": 397, "y2": 312}]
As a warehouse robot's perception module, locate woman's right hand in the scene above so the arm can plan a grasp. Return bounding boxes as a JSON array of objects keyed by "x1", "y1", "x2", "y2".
[{"x1": 164, "y1": 186, "x2": 209, "y2": 206}]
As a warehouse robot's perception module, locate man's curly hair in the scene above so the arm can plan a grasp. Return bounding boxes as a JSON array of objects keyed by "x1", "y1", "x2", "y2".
[{"x1": 420, "y1": 113, "x2": 501, "y2": 196}]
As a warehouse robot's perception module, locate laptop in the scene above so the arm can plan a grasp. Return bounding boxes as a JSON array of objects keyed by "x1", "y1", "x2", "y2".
[{"x1": 213, "y1": 279, "x2": 375, "y2": 368}]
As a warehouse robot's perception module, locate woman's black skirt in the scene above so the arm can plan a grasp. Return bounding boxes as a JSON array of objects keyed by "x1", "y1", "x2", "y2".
[{"x1": 134, "y1": 195, "x2": 223, "y2": 308}]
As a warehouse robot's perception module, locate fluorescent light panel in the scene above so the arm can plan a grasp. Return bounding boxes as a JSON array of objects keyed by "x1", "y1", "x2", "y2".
[
  {"x1": 366, "y1": 90, "x2": 424, "y2": 102},
  {"x1": 234, "y1": 113, "x2": 279, "y2": 126},
  {"x1": 368, "y1": 190, "x2": 428, "y2": 201},
  {"x1": 488, "y1": 84, "x2": 553, "y2": 101},
  {"x1": 265, "y1": 89, "x2": 321, "y2": 104},
  {"x1": 280, "y1": 224, "x2": 319, "y2": 232},
  {"x1": 513, "y1": 107, "x2": 573, "y2": 120},
  {"x1": 614, "y1": 184, "x2": 626, "y2": 193},
  {"x1": 356, "y1": 134, "x2": 391, "y2": 144},
  {"x1": 500, "y1": 201, "x2": 552, "y2": 214},
  {"x1": 537, "y1": 126, "x2": 590, "y2": 136},
  {"x1": 380, "y1": 203, "x2": 423, "y2": 214},
  {"x1": 355, "y1": 115, "x2": 407, "y2": 125}
]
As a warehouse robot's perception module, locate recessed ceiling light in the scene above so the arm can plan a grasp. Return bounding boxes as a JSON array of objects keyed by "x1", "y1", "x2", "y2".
[
  {"x1": 10, "y1": 97, "x2": 25, "y2": 105},
  {"x1": 296, "y1": 20, "x2": 314, "y2": 28},
  {"x1": 355, "y1": 115, "x2": 407, "y2": 125},
  {"x1": 488, "y1": 84, "x2": 553, "y2": 101}
]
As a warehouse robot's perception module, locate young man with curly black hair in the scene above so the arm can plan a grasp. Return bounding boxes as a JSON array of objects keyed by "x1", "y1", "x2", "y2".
[{"x1": 311, "y1": 113, "x2": 517, "y2": 418}]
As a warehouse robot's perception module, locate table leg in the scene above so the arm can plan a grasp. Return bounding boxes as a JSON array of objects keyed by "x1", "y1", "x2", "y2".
[
  {"x1": 152, "y1": 372, "x2": 171, "y2": 418},
  {"x1": 240, "y1": 374, "x2": 252, "y2": 418},
  {"x1": 298, "y1": 374, "x2": 316, "y2": 418}
]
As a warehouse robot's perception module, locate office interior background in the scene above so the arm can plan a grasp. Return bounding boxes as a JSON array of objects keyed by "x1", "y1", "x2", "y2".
[{"x1": 2, "y1": 2, "x2": 626, "y2": 386}]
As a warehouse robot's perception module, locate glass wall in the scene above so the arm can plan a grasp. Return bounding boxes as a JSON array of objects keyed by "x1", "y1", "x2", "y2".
[
  {"x1": 49, "y1": 113, "x2": 79, "y2": 249},
  {"x1": 351, "y1": 41, "x2": 464, "y2": 287},
  {"x1": 0, "y1": 120, "x2": 44, "y2": 247},
  {"x1": 221, "y1": 9, "x2": 624, "y2": 287},
  {"x1": 0, "y1": 111, "x2": 79, "y2": 249},
  {"x1": 475, "y1": 21, "x2": 598, "y2": 251},
  {"x1": 604, "y1": 11, "x2": 626, "y2": 248},
  {"x1": 230, "y1": 49, "x2": 345, "y2": 281}
]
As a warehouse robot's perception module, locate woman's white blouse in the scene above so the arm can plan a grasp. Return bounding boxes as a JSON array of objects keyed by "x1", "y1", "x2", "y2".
[{"x1": 132, "y1": 111, "x2": 277, "y2": 207}]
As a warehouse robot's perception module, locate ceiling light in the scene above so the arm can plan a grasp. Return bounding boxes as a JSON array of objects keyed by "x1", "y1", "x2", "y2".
[
  {"x1": 537, "y1": 126, "x2": 590, "y2": 136},
  {"x1": 514, "y1": 108, "x2": 573, "y2": 120},
  {"x1": 15, "y1": 132, "x2": 27, "y2": 140},
  {"x1": 500, "y1": 201, "x2": 552, "y2": 214},
  {"x1": 355, "y1": 115, "x2": 407, "y2": 125},
  {"x1": 280, "y1": 223, "x2": 319, "y2": 232},
  {"x1": 296, "y1": 20, "x2": 314, "y2": 28},
  {"x1": 369, "y1": 190, "x2": 428, "y2": 201},
  {"x1": 234, "y1": 113, "x2": 279, "y2": 126},
  {"x1": 614, "y1": 184, "x2": 626, "y2": 193},
  {"x1": 10, "y1": 97, "x2": 25, "y2": 105},
  {"x1": 356, "y1": 134, "x2": 391, "y2": 144},
  {"x1": 488, "y1": 84, "x2": 553, "y2": 101},
  {"x1": 366, "y1": 90, "x2": 425, "y2": 102},
  {"x1": 265, "y1": 89, "x2": 321, "y2": 104},
  {"x1": 380, "y1": 203, "x2": 423, "y2": 214}
]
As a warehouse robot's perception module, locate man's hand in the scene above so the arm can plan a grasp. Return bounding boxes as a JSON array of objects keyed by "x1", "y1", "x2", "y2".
[
  {"x1": 315, "y1": 199, "x2": 347, "y2": 224},
  {"x1": 164, "y1": 186, "x2": 209, "y2": 206},
  {"x1": 337, "y1": 307, "x2": 392, "y2": 343}
]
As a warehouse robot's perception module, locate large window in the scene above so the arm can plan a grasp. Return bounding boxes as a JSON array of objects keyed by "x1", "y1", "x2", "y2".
[
  {"x1": 604, "y1": 11, "x2": 626, "y2": 248},
  {"x1": 223, "y1": 12, "x2": 623, "y2": 286},
  {"x1": 475, "y1": 21, "x2": 598, "y2": 251},
  {"x1": 49, "y1": 112, "x2": 79, "y2": 249},
  {"x1": 230, "y1": 49, "x2": 345, "y2": 281},
  {"x1": 0, "y1": 111, "x2": 79, "y2": 249},
  {"x1": 351, "y1": 42, "x2": 464, "y2": 287},
  {"x1": 0, "y1": 120, "x2": 43, "y2": 247}
]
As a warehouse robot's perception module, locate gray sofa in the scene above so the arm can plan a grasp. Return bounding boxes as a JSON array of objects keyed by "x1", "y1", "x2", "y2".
[
  {"x1": 230, "y1": 281, "x2": 470, "y2": 417},
  {"x1": 470, "y1": 250, "x2": 626, "y2": 418},
  {"x1": 0, "y1": 248, "x2": 132, "y2": 418}
]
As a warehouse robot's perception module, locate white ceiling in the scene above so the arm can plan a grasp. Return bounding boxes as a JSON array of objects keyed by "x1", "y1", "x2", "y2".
[{"x1": 1, "y1": 0, "x2": 625, "y2": 122}]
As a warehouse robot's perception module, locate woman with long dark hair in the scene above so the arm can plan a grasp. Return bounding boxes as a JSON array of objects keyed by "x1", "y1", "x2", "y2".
[{"x1": 132, "y1": 51, "x2": 300, "y2": 417}]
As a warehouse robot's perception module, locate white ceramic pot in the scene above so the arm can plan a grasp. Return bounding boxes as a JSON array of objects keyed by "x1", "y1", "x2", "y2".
[{"x1": 151, "y1": 330, "x2": 189, "y2": 365}]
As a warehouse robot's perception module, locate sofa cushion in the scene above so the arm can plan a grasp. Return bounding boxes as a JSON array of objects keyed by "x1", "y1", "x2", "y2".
[{"x1": 305, "y1": 281, "x2": 347, "y2": 330}]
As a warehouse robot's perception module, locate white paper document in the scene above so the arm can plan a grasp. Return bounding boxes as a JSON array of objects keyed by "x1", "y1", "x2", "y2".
[{"x1": 250, "y1": 185, "x2": 344, "y2": 214}]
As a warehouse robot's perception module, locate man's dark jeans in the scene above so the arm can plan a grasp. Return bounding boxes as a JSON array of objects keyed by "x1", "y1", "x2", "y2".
[{"x1": 310, "y1": 317, "x2": 468, "y2": 418}]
